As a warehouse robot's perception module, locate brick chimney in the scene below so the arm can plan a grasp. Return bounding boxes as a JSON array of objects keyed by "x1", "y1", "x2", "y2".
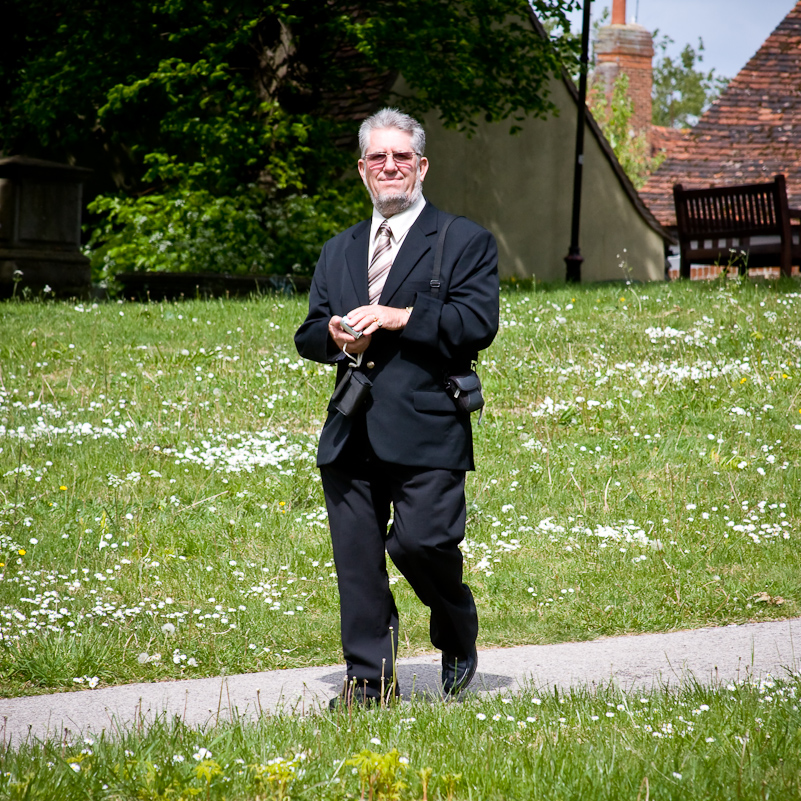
[{"x1": 594, "y1": 0, "x2": 654, "y2": 138}]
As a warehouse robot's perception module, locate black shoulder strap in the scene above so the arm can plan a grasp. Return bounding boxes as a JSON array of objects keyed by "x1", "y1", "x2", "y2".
[{"x1": 430, "y1": 214, "x2": 462, "y2": 299}]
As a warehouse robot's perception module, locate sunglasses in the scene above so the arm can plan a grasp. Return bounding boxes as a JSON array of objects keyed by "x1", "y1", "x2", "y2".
[{"x1": 363, "y1": 151, "x2": 419, "y2": 170}]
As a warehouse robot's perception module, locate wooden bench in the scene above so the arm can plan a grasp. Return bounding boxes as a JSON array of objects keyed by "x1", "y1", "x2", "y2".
[{"x1": 673, "y1": 174, "x2": 801, "y2": 278}]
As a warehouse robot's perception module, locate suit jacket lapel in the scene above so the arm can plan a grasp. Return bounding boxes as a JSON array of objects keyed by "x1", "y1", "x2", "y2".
[
  {"x1": 344, "y1": 220, "x2": 370, "y2": 307},
  {"x1": 379, "y1": 202, "x2": 439, "y2": 306}
]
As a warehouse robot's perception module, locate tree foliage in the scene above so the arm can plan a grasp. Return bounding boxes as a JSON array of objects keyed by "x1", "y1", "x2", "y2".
[
  {"x1": 0, "y1": 0, "x2": 579, "y2": 279},
  {"x1": 651, "y1": 34, "x2": 729, "y2": 129}
]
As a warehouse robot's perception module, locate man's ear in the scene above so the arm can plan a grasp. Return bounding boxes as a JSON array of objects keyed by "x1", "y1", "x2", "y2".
[
  {"x1": 419, "y1": 157, "x2": 429, "y2": 181},
  {"x1": 357, "y1": 159, "x2": 367, "y2": 183}
]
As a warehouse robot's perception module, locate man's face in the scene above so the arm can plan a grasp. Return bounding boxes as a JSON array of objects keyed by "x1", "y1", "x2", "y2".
[{"x1": 358, "y1": 127, "x2": 429, "y2": 217}]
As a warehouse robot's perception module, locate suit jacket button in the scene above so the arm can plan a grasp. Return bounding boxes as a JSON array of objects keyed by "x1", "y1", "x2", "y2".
[{"x1": 366, "y1": 361, "x2": 375, "y2": 369}]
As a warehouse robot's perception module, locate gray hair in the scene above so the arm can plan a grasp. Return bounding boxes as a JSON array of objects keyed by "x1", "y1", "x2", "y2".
[{"x1": 358, "y1": 108, "x2": 426, "y2": 157}]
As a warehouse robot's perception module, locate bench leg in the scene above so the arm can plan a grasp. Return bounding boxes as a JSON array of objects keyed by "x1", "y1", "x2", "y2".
[{"x1": 780, "y1": 245, "x2": 791, "y2": 277}]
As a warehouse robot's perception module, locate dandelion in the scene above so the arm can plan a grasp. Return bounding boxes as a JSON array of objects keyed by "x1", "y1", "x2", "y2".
[
  {"x1": 60, "y1": 486, "x2": 67, "y2": 491},
  {"x1": 17, "y1": 549, "x2": 25, "y2": 556},
  {"x1": 161, "y1": 622, "x2": 176, "y2": 635}
]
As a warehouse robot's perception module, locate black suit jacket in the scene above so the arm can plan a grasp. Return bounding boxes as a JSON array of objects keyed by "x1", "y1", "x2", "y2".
[{"x1": 294, "y1": 201, "x2": 499, "y2": 471}]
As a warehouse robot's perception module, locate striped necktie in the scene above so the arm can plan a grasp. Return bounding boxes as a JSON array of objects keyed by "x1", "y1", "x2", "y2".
[{"x1": 368, "y1": 221, "x2": 393, "y2": 304}]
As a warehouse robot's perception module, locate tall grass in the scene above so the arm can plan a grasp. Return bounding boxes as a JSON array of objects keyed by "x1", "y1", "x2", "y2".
[
  {"x1": 1, "y1": 675, "x2": 799, "y2": 799},
  {"x1": 0, "y1": 277, "x2": 799, "y2": 699}
]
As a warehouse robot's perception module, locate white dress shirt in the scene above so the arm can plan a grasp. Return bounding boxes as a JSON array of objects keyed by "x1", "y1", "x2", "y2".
[{"x1": 367, "y1": 194, "x2": 427, "y2": 268}]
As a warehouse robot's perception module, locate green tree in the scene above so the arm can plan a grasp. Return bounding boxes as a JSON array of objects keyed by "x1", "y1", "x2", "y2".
[
  {"x1": 589, "y1": 73, "x2": 664, "y2": 189},
  {"x1": 0, "y1": 0, "x2": 580, "y2": 280},
  {"x1": 651, "y1": 34, "x2": 729, "y2": 128}
]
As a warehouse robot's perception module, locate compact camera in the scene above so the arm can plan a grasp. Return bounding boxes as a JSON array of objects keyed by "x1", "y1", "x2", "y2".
[{"x1": 340, "y1": 316, "x2": 363, "y2": 339}]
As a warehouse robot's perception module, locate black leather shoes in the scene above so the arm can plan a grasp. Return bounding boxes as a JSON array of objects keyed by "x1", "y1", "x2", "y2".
[
  {"x1": 328, "y1": 684, "x2": 377, "y2": 711},
  {"x1": 441, "y1": 646, "x2": 478, "y2": 697},
  {"x1": 328, "y1": 680, "x2": 399, "y2": 711}
]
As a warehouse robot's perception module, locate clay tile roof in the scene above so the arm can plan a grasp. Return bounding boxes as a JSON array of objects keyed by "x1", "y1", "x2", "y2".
[
  {"x1": 640, "y1": 0, "x2": 801, "y2": 228},
  {"x1": 649, "y1": 125, "x2": 688, "y2": 158}
]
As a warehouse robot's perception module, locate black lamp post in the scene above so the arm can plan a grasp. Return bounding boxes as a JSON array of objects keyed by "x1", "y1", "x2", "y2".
[{"x1": 564, "y1": 0, "x2": 593, "y2": 283}]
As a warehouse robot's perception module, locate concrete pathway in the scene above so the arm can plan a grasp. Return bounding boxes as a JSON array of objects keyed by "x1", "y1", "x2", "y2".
[{"x1": 2, "y1": 617, "x2": 800, "y2": 745}]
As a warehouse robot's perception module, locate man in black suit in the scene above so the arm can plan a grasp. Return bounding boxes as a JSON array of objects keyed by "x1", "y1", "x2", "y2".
[{"x1": 294, "y1": 107, "x2": 499, "y2": 708}]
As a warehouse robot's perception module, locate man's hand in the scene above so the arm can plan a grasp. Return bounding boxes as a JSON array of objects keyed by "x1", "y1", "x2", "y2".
[
  {"x1": 329, "y1": 315, "x2": 372, "y2": 355},
  {"x1": 343, "y1": 305, "x2": 412, "y2": 336}
]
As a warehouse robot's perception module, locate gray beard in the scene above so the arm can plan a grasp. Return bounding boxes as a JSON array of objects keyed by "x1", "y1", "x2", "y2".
[{"x1": 369, "y1": 173, "x2": 423, "y2": 217}]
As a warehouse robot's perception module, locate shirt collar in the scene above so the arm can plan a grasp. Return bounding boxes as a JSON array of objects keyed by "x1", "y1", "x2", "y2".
[{"x1": 370, "y1": 194, "x2": 427, "y2": 243}]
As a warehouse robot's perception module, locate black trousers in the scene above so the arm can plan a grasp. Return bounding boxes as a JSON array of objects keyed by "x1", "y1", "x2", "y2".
[{"x1": 320, "y1": 418, "x2": 478, "y2": 698}]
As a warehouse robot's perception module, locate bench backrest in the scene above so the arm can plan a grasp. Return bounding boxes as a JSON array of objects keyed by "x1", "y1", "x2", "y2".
[{"x1": 673, "y1": 174, "x2": 789, "y2": 240}]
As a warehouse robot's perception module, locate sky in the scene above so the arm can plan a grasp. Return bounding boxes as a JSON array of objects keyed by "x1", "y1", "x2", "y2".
[{"x1": 564, "y1": 0, "x2": 798, "y2": 79}]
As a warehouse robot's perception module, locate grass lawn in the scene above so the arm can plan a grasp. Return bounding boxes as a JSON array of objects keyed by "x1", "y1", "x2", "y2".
[
  {"x1": 1, "y1": 276, "x2": 800, "y2": 798},
  {"x1": 2, "y1": 676, "x2": 800, "y2": 800}
]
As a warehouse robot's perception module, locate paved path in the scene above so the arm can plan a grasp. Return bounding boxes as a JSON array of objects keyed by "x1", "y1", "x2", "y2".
[{"x1": 2, "y1": 617, "x2": 800, "y2": 745}]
